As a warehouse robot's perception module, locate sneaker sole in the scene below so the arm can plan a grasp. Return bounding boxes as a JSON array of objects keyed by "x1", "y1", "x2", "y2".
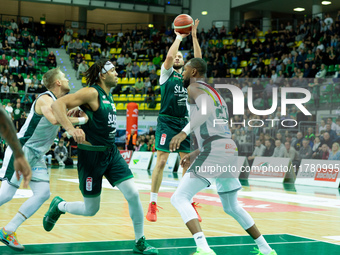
[
  {"x1": 0, "y1": 239, "x2": 24, "y2": 252},
  {"x1": 145, "y1": 216, "x2": 157, "y2": 222}
]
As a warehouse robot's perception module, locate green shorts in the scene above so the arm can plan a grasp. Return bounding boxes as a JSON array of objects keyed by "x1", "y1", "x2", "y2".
[
  {"x1": 155, "y1": 115, "x2": 191, "y2": 153},
  {"x1": 77, "y1": 144, "x2": 134, "y2": 197}
]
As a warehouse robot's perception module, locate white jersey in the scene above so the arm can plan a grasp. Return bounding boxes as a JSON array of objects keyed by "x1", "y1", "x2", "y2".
[
  {"x1": 18, "y1": 91, "x2": 59, "y2": 157},
  {"x1": 188, "y1": 81, "x2": 232, "y2": 150}
]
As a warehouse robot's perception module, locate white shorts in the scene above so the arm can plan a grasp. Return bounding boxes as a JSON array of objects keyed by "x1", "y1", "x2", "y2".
[
  {"x1": 188, "y1": 138, "x2": 241, "y2": 193},
  {"x1": 0, "y1": 146, "x2": 49, "y2": 188}
]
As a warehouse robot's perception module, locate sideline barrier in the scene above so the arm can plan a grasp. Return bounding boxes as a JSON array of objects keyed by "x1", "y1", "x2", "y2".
[
  {"x1": 295, "y1": 159, "x2": 340, "y2": 188},
  {"x1": 129, "y1": 151, "x2": 153, "y2": 170},
  {"x1": 248, "y1": 157, "x2": 295, "y2": 183},
  {"x1": 149, "y1": 152, "x2": 179, "y2": 172},
  {"x1": 119, "y1": 150, "x2": 133, "y2": 164}
]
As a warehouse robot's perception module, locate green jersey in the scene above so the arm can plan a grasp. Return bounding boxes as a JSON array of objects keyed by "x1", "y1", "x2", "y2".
[
  {"x1": 81, "y1": 85, "x2": 117, "y2": 147},
  {"x1": 159, "y1": 64, "x2": 188, "y2": 118}
]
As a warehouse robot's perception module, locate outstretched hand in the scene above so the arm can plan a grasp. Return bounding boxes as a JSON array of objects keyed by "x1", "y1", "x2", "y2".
[{"x1": 192, "y1": 19, "x2": 200, "y2": 38}]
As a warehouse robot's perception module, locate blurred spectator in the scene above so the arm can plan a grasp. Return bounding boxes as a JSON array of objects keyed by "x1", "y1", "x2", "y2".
[
  {"x1": 272, "y1": 140, "x2": 285, "y2": 157},
  {"x1": 313, "y1": 144, "x2": 329, "y2": 159},
  {"x1": 12, "y1": 102, "x2": 24, "y2": 131},
  {"x1": 5, "y1": 102, "x2": 13, "y2": 117},
  {"x1": 284, "y1": 141, "x2": 299, "y2": 163},
  {"x1": 325, "y1": 124, "x2": 337, "y2": 142},
  {"x1": 63, "y1": 32, "x2": 72, "y2": 47},
  {"x1": 0, "y1": 54, "x2": 9, "y2": 73},
  {"x1": 126, "y1": 130, "x2": 137, "y2": 150},
  {"x1": 298, "y1": 139, "x2": 313, "y2": 160},
  {"x1": 17, "y1": 57, "x2": 27, "y2": 74},
  {"x1": 74, "y1": 39, "x2": 83, "y2": 53},
  {"x1": 26, "y1": 56, "x2": 35, "y2": 74},
  {"x1": 9, "y1": 82, "x2": 18, "y2": 94},
  {"x1": 54, "y1": 139, "x2": 73, "y2": 166},
  {"x1": 125, "y1": 62, "x2": 133, "y2": 78},
  {"x1": 131, "y1": 62, "x2": 140, "y2": 78},
  {"x1": 27, "y1": 83, "x2": 36, "y2": 94},
  {"x1": 315, "y1": 64, "x2": 326, "y2": 78},
  {"x1": 263, "y1": 140, "x2": 274, "y2": 156},
  {"x1": 152, "y1": 52, "x2": 161, "y2": 68},
  {"x1": 15, "y1": 73, "x2": 25, "y2": 91},
  {"x1": 67, "y1": 40, "x2": 75, "y2": 54},
  {"x1": 292, "y1": 132, "x2": 303, "y2": 151},
  {"x1": 328, "y1": 142, "x2": 340, "y2": 160},
  {"x1": 139, "y1": 62, "x2": 148, "y2": 78},
  {"x1": 248, "y1": 140, "x2": 265, "y2": 164},
  {"x1": 27, "y1": 43, "x2": 36, "y2": 58},
  {"x1": 47, "y1": 51, "x2": 57, "y2": 68},
  {"x1": 77, "y1": 60, "x2": 89, "y2": 80},
  {"x1": 9, "y1": 56, "x2": 18, "y2": 73},
  {"x1": 124, "y1": 54, "x2": 132, "y2": 66},
  {"x1": 133, "y1": 77, "x2": 144, "y2": 95},
  {"x1": 73, "y1": 53, "x2": 83, "y2": 70}
]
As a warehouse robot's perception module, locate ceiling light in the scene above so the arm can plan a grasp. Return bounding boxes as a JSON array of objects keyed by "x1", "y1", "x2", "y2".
[
  {"x1": 201, "y1": 11, "x2": 208, "y2": 15},
  {"x1": 322, "y1": 1, "x2": 331, "y2": 5},
  {"x1": 293, "y1": 7, "x2": 305, "y2": 12},
  {"x1": 148, "y1": 24, "x2": 154, "y2": 28}
]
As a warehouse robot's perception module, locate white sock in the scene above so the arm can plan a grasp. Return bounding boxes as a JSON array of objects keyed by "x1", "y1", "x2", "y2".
[
  {"x1": 5, "y1": 213, "x2": 26, "y2": 232},
  {"x1": 193, "y1": 232, "x2": 210, "y2": 252},
  {"x1": 150, "y1": 192, "x2": 158, "y2": 203},
  {"x1": 58, "y1": 201, "x2": 67, "y2": 213},
  {"x1": 255, "y1": 235, "x2": 272, "y2": 255}
]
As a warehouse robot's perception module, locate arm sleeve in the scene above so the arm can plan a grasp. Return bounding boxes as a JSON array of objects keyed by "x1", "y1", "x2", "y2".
[{"x1": 159, "y1": 63, "x2": 174, "y2": 85}]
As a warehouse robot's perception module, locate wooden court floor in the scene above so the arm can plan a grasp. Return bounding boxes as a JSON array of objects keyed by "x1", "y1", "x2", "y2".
[{"x1": 0, "y1": 167, "x2": 340, "y2": 254}]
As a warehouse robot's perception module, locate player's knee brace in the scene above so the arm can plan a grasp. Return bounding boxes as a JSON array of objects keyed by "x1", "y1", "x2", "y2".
[{"x1": 220, "y1": 192, "x2": 255, "y2": 230}]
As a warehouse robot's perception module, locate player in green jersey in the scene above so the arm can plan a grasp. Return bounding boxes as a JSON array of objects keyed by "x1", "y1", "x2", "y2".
[
  {"x1": 146, "y1": 20, "x2": 203, "y2": 222},
  {"x1": 44, "y1": 59, "x2": 158, "y2": 255}
]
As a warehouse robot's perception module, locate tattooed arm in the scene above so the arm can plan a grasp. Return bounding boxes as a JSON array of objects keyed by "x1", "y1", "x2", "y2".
[{"x1": 0, "y1": 108, "x2": 31, "y2": 188}]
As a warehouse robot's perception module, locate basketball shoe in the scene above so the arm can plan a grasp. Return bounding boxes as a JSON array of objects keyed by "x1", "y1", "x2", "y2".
[
  {"x1": 0, "y1": 228, "x2": 24, "y2": 251},
  {"x1": 133, "y1": 236, "x2": 158, "y2": 254},
  {"x1": 43, "y1": 196, "x2": 65, "y2": 231},
  {"x1": 252, "y1": 248, "x2": 278, "y2": 255},
  {"x1": 193, "y1": 247, "x2": 216, "y2": 254},
  {"x1": 146, "y1": 202, "x2": 162, "y2": 222}
]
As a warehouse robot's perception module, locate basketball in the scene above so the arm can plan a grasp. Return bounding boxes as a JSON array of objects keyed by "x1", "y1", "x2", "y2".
[{"x1": 174, "y1": 14, "x2": 194, "y2": 34}]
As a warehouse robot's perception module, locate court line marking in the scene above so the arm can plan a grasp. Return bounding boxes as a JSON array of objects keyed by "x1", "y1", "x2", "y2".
[
  {"x1": 288, "y1": 233, "x2": 340, "y2": 246},
  {"x1": 6, "y1": 234, "x2": 290, "y2": 246},
  {"x1": 19, "y1": 240, "x2": 321, "y2": 255},
  {"x1": 304, "y1": 211, "x2": 340, "y2": 219}
]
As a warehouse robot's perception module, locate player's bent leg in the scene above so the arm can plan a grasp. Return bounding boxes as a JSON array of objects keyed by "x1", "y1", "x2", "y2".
[
  {"x1": 116, "y1": 178, "x2": 158, "y2": 255},
  {"x1": 219, "y1": 191, "x2": 276, "y2": 255},
  {"x1": 147, "y1": 150, "x2": 169, "y2": 222},
  {"x1": 178, "y1": 152, "x2": 202, "y2": 222},
  {"x1": 171, "y1": 173, "x2": 215, "y2": 254},
  {"x1": 43, "y1": 195, "x2": 101, "y2": 232}
]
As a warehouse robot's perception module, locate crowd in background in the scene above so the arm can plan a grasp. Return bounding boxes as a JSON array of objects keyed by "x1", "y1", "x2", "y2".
[{"x1": 1, "y1": 12, "x2": 340, "y2": 166}]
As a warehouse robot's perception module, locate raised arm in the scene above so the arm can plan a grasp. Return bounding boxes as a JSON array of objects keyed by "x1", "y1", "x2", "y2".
[
  {"x1": 192, "y1": 19, "x2": 202, "y2": 58},
  {"x1": 163, "y1": 32, "x2": 190, "y2": 70}
]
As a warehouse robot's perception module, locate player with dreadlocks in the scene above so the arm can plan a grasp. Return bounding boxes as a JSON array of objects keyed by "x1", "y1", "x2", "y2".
[{"x1": 43, "y1": 59, "x2": 158, "y2": 255}]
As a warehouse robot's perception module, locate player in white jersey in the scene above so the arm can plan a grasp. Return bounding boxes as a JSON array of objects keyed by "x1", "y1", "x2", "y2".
[
  {"x1": 169, "y1": 58, "x2": 277, "y2": 255},
  {"x1": 0, "y1": 67, "x2": 88, "y2": 251}
]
